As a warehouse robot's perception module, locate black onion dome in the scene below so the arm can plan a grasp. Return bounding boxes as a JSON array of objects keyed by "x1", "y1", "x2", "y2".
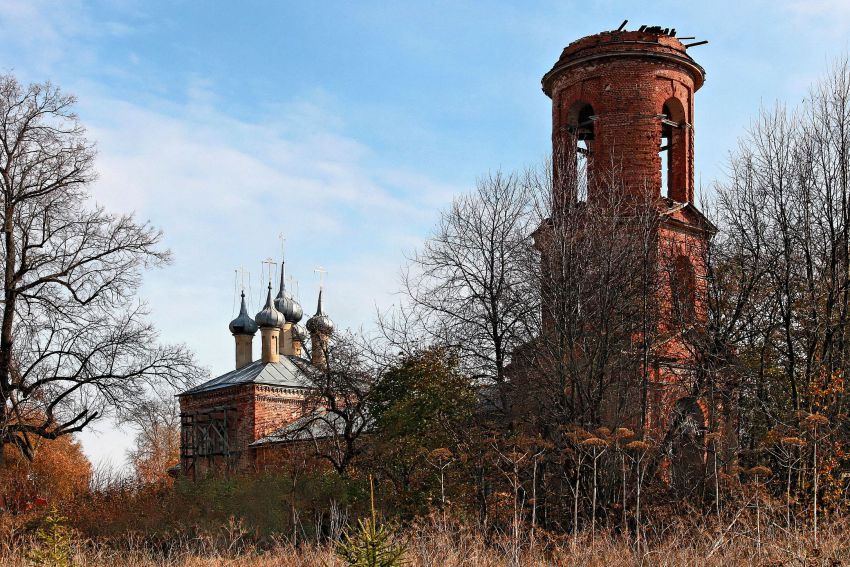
[
  {"x1": 255, "y1": 284, "x2": 285, "y2": 328},
  {"x1": 274, "y1": 261, "x2": 304, "y2": 324},
  {"x1": 229, "y1": 291, "x2": 259, "y2": 335},
  {"x1": 306, "y1": 289, "x2": 334, "y2": 335}
]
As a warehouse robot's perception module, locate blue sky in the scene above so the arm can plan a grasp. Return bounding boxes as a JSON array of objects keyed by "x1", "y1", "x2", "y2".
[{"x1": 1, "y1": 0, "x2": 849, "y2": 467}]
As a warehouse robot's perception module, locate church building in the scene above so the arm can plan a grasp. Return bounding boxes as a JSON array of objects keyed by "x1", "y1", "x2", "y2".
[{"x1": 177, "y1": 262, "x2": 333, "y2": 479}]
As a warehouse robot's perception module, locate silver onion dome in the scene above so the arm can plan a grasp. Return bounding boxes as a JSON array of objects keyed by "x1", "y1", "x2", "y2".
[
  {"x1": 291, "y1": 324, "x2": 307, "y2": 343},
  {"x1": 288, "y1": 297, "x2": 304, "y2": 323},
  {"x1": 306, "y1": 289, "x2": 334, "y2": 335},
  {"x1": 255, "y1": 284, "x2": 285, "y2": 328},
  {"x1": 229, "y1": 291, "x2": 259, "y2": 335},
  {"x1": 274, "y1": 261, "x2": 304, "y2": 324}
]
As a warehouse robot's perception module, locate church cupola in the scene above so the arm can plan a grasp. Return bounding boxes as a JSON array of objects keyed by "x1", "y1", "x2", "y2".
[
  {"x1": 274, "y1": 260, "x2": 298, "y2": 321},
  {"x1": 306, "y1": 289, "x2": 334, "y2": 368},
  {"x1": 274, "y1": 260, "x2": 304, "y2": 356},
  {"x1": 229, "y1": 291, "x2": 258, "y2": 369},
  {"x1": 291, "y1": 324, "x2": 307, "y2": 357},
  {"x1": 256, "y1": 283, "x2": 284, "y2": 363}
]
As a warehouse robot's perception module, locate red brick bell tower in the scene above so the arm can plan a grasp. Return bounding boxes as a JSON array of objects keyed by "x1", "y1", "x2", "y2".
[
  {"x1": 533, "y1": 27, "x2": 720, "y2": 474},
  {"x1": 543, "y1": 27, "x2": 704, "y2": 204}
]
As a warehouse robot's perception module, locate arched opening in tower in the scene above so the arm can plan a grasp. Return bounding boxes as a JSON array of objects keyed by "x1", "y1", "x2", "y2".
[
  {"x1": 660, "y1": 98, "x2": 687, "y2": 201},
  {"x1": 562, "y1": 101, "x2": 595, "y2": 203},
  {"x1": 668, "y1": 397, "x2": 708, "y2": 496}
]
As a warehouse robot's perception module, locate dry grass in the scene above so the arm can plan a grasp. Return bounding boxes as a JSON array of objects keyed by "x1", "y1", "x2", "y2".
[{"x1": 1, "y1": 517, "x2": 849, "y2": 567}]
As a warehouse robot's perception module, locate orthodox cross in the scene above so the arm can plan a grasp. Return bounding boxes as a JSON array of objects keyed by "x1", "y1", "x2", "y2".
[
  {"x1": 314, "y1": 266, "x2": 328, "y2": 290},
  {"x1": 262, "y1": 258, "x2": 277, "y2": 287},
  {"x1": 233, "y1": 265, "x2": 250, "y2": 313},
  {"x1": 236, "y1": 265, "x2": 249, "y2": 291}
]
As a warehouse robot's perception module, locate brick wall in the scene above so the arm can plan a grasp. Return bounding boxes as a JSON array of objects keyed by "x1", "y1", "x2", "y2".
[
  {"x1": 179, "y1": 383, "x2": 312, "y2": 477},
  {"x1": 252, "y1": 385, "x2": 310, "y2": 440}
]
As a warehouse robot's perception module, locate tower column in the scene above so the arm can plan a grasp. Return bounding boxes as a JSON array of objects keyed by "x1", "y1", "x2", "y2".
[
  {"x1": 291, "y1": 325, "x2": 306, "y2": 357},
  {"x1": 310, "y1": 332, "x2": 328, "y2": 368},
  {"x1": 256, "y1": 284, "x2": 285, "y2": 364},
  {"x1": 542, "y1": 29, "x2": 704, "y2": 203},
  {"x1": 235, "y1": 335, "x2": 253, "y2": 369},
  {"x1": 260, "y1": 327, "x2": 280, "y2": 364},
  {"x1": 280, "y1": 322, "x2": 293, "y2": 356}
]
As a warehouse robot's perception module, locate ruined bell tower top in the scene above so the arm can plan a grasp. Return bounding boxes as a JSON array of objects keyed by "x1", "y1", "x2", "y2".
[
  {"x1": 544, "y1": 25, "x2": 707, "y2": 204},
  {"x1": 542, "y1": 28, "x2": 706, "y2": 97}
]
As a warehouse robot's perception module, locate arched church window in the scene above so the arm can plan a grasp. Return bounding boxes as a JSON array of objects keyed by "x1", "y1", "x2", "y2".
[
  {"x1": 659, "y1": 98, "x2": 687, "y2": 201},
  {"x1": 563, "y1": 101, "x2": 596, "y2": 202}
]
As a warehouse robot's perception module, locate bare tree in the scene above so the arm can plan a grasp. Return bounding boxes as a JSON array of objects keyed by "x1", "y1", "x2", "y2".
[
  {"x1": 705, "y1": 57, "x2": 850, "y2": 526},
  {"x1": 392, "y1": 146, "x2": 696, "y2": 528},
  {"x1": 291, "y1": 333, "x2": 376, "y2": 475},
  {"x1": 524, "y1": 156, "x2": 662, "y2": 433},
  {"x1": 0, "y1": 74, "x2": 200, "y2": 463},
  {"x1": 397, "y1": 171, "x2": 539, "y2": 416},
  {"x1": 125, "y1": 392, "x2": 182, "y2": 483}
]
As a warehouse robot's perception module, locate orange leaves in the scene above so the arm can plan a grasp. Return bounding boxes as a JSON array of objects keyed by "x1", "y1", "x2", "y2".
[
  {"x1": 804, "y1": 413, "x2": 830, "y2": 428},
  {"x1": 747, "y1": 466, "x2": 773, "y2": 477},
  {"x1": 0, "y1": 435, "x2": 91, "y2": 512},
  {"x1": 428, "y1": 448, "x2": 454, "y2": 463},
  {"x1": 625, "y1": 440, "x2": 651, "y2": 452},
  {"x1": 128, "y1": 422, "x2": 180, "y2": 485},
  {"x1": 580, "y1": 437, "x2": 609, "y2": 448},
  {"x1": 614, "y1": 427, "x2": 635, "y2": 440}
]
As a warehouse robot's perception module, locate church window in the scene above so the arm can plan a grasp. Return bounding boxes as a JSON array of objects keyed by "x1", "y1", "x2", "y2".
[
  {"x1": 660, "y1": 98, "x2": 687, "y2": 200},
  {"x1": 564, "y1": 101, "x2": 596, "y2": 201}
]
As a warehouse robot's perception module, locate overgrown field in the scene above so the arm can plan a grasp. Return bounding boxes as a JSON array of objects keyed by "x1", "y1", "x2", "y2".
[{"x1": 2, "y1": 513, "x2": 848, "y2": 566}]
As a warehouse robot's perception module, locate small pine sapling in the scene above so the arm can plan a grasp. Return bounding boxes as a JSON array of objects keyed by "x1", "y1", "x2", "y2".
[
  {"x1": 336, "y1": 476, "x2": 407, "y2": 567},
  {"x1": 27, "y1": 508, "x2": 74, "y2": 567}
]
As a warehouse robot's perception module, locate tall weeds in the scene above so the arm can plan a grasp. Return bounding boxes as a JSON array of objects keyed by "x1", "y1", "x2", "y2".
[{"x1": 0, "y1": 515, "x2": 848, "y2": 566}]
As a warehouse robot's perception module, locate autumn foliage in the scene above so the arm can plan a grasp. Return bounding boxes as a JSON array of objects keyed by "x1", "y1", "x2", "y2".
[{"x1": 0, "y1": 436, "x2": 90, "y2": 513}]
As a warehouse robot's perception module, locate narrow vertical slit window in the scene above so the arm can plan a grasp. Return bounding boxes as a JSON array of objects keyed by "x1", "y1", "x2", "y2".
[
  {"x1": 566, "y1": 102, "x2": 595, "y2": 202},
  {"x1": 660, "y1": 98, "x2": 687, "y2": 201},
  {"x1": 660, "y1": 102, "x2": 673, "y2": 198}
]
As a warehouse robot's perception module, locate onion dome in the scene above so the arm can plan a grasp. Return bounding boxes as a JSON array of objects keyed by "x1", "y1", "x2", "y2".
[
  {"x1": 229, "y1": 291, "x2": 259, "y2": 335},
  {"x1": 255, "y1": 284, "x2": 285, "y2": 328},
  {"x1": 306, "y1": 289, "x2": 334, "y2": 335},
  {"x1": 274, "y1": 261, "x2": 304, "y2": 324},
  {"x1": 288, "y1": 297, "x2": 304, "y2": 323},
  {"x1": 291, "y1": 324, "x2": 307, "y2": 344}
]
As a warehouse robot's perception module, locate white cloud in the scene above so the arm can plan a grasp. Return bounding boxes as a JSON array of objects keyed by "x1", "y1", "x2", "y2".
[{"x1": 0, "y1": 0, "x2": 140, "y2": 78}]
